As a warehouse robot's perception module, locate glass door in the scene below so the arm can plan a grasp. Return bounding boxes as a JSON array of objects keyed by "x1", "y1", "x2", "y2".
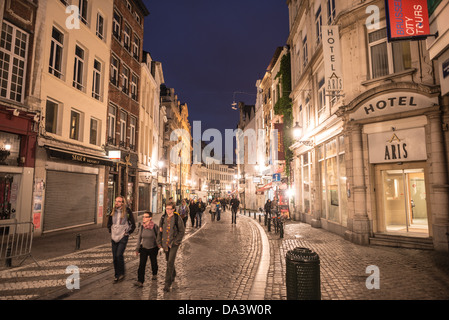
[{"x1": 382, "y1": 168, "x2": 428, "y2": 235}]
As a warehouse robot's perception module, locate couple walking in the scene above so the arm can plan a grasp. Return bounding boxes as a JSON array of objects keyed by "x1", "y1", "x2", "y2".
[{"x1": 108, "y1": 198, "x2": 185, "y2": 292}]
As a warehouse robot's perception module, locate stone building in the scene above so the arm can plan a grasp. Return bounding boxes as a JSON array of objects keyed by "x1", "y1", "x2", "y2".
[{"x1": 287, "y1": 0, "x2": 449, "y2": 251}]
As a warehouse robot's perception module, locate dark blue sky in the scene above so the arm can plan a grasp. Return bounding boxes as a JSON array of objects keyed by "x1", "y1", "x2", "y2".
[{"x1": 143, "y1": 0, "x2": 289, "y2": 135}]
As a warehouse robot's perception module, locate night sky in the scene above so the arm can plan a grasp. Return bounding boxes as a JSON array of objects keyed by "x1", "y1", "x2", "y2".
[{"x1": 143, "y1": 0, "x2": 290, "y2": 137}]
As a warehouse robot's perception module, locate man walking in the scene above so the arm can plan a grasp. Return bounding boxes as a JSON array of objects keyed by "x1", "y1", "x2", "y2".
[
  {"x1": 195, "y1": 198, "x2": 206, "y2": 228},
  {"x1": 230, "y1": 196, "x2": 240, "y2": 224},
  {"x1": 157, "y1": 202, "x2": 185, "y2": 292}
]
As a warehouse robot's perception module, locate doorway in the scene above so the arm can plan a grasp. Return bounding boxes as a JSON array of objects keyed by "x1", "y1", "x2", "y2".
[{"x1": 377, "y1": 164, "x2": 429, "y2": 236}]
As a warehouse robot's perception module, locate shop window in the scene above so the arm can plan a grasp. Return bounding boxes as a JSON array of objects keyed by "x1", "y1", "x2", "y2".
[{"x1": 319, "y1": 136, "x2": 347, "y2": 225}]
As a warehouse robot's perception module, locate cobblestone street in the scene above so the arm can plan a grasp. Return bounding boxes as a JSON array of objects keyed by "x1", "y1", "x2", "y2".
[{"x1": 1, "y1": 209, "x2": 449, "y2": 301}]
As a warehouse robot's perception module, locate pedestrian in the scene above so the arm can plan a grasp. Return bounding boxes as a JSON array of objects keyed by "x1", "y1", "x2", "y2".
[
  {"x1": 230, "y1": 196, "x2": 240, "y2": 224},
  {"x1": 134, "y1": 211, "x2": 159, "y2": 287},
  {"x1": 189, "y1": 199, "x2": 197, "y2": 227},
  {"x1": 107, "y1": 195, "x2": 136, "y2": 283},
  {"x1": 264, "y1": 199, "x2": 272, "y2": 219},
  {"x1": 195, "y1": 198, "x2": 206, "y2": 227},
  {"x1": 178, "y1": 199, "x2": 190, "y2": 228},
  {"x1": 210, "y1": 199, "x2": 217, "y2": 221},
  {"x1": 157, "y1": 202, "x2": 185, "y2": 292},
  {"x1": 216, "y1": 199, "x2": 222, "y2": 221}
]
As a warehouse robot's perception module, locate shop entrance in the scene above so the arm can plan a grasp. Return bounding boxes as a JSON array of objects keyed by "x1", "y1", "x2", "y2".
[{"x1": 376, "y1": 163, "x2": 429, "y2": 236}]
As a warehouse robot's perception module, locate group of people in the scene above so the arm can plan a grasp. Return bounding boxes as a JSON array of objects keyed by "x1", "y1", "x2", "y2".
[
  {"x1": 107, "y1": 194, "x2": 243, "y2": 292},
  {"x1": 107, "y1": 196, "x2": 185, "y2": 292}
]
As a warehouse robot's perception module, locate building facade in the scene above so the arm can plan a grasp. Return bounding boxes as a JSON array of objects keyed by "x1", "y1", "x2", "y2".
[
  {"x1": 0, "y1": 0, "x2": 38, "y2": 225},
  {"x1": 31, "y1": 0, "x2": 114, "y2": 235},
  {"x1": 138, "y1": 52, "x2": 164, "y2": 214},
  {"x1": 106, "y1": 0, "x2": 149, "y2": 213},
  {"x1": 287, "y1": 0, "x2": 449, "y2": 251}
]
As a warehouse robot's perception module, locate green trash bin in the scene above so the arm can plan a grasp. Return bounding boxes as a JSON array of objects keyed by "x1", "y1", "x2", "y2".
[{"x1": 286, "y1": 247, "x2": 321, "y2": 300}]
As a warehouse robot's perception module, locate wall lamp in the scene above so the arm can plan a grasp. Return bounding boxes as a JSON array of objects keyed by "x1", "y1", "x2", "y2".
[{"x1": 293, "y1": 122, "x2": 314, "y2": 147}]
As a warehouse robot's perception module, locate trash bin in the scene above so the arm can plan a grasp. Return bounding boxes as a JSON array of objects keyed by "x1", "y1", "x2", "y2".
[{"x1": 286, "y1": 247, "x2": 321, "y2": 300}]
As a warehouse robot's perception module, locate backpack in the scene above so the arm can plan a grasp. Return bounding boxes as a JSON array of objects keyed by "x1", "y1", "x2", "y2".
[{"x1": 160, "y1": 212, "x2": 179, "y2": 230}]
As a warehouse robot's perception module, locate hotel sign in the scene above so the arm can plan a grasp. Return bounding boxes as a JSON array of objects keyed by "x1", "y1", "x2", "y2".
[
  {"x1": 385, "y1": 0, "x2": 431, "y2": 41},
  {"x1": 322, "y1": 26, "x2": 343, "y2": 92},
  {"x1": 368, "y1": 128, "x2": 427, "y2": 163},
  {"x1": 350, "y1": 92, "x2": 438, "y2": 121}
]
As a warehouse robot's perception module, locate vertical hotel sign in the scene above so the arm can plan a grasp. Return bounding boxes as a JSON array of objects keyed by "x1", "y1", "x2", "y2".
[
  {"x1": 322, "y1": 26, "x2": 343, "y2": 92},
  {"x1": 274, "y1": 123, "x2": 285, "y2": 161},
  {"x1": 385, "y1": 0, "x2": 431, "y2": 41}
]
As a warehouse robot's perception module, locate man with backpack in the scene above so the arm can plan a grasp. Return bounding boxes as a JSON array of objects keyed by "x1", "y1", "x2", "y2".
[{"x1": 157, "y1": 201, "x2": 185, "y2": 292}]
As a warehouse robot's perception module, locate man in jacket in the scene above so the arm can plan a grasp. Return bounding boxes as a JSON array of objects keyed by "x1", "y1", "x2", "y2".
[
  {"x1": 195, "y1": 198, "x2": 206, "y2": 228},
  {"x1": 157, "y1": 201, "x2": 185, "y2": 292},
  {"x1": 230, "y1": 196, "x2": 240, "y2": 224}
]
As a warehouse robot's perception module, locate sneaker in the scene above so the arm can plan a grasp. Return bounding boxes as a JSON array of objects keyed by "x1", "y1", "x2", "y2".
[
  {"x1": 117, "y1": 274, "x2": 125, "y2": 282},
  {"x1": 113, "y1": 277, "x2": 118, "y2": 284},
  {"x1": 134, "y1": 281, "x2": 143, "y2": 287}
]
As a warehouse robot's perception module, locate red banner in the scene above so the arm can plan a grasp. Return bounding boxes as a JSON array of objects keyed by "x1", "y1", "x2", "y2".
[{"x1": 386, "y1": 0, "x2": 430, "y2": 40}]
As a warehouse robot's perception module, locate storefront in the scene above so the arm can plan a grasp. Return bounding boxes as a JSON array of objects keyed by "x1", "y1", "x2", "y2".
[
  {"x1": 342, "y1": 84, "x2": 449, "y2": 251},
  {"x1": 0, "y1": 109, "x2": 37, "y2": 224},
  {"x1": 34, "y1": 144, "x2": 112, "y2": 235}
]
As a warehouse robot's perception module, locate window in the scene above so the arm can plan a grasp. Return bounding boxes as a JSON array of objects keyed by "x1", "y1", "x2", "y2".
[
  {"x1": 113, "y1": 10, "x2": 121, "y2": 40},
  {"x1": 119, "y1": 111, "x2": 127, "y2": 147},
  {"x1": 123, "y1": 24, "x2": 131, "y2": 51},
  {"x1": 315, "y1": 6, "x2": 322, "y2": 46},
  {"x1": 45, "y1": 99, "x2": 59, "y2": 134},
  {"x1": 108, "y1": 104, "x2": 117, "y2": 144},
  {"x1": 131, "y1": 73, "x2": 138, "y2": 101},
  {"x1": 134, "y1": 12, "x2": 141, "y2": 24},
  {"x1": 96, "y1": 13, "x2": 104, "y2": 40},
  {"x1": 49, "y1": 26, "x2": 64, "y2": 79},
  {"x1": 318, "y1": 137, "x2": 347, "y2": 225},
  {"x1": 132, "y1": 34, "x2": 140, "y2": 60},
  {"x1": 73, "y1": 45, "x2": 85, "y2": 91},
  {"x1": 70, "y1": 110, "x2": 81, "y2": 141},
  {"x1": 110, "y1": 55, "x2": 119, "y2": 86},
  {"x1": 0, "y1": 22, "x2": 28, "y2": 103},
  {"x1": 327, "y1": 0, "x2": 336, "y2": 25},
  {"x1": 302, "y1": 35, "x2": 308, "y2": 67},
  {"x1": 368, "y1": 28, "x2": 411, "y2": 79},
  {"x1": 90, "y1": 118, "x2": 99, "y2": 145},
  {"x1": 129, "y1": 116, "x2": 136, "y2": 150},
  {"x1": 92, "y1": 59, "x2": 102, "y2": 100},
  {"x1": 79, "y1": 0, "x2": 88, "y2": 25},
  {"x1": 317, "y1": 77, "x2": 327, "y2": 123},
  {"x1": 122, "y1": 65, "x2": 129, "y2": 94}
]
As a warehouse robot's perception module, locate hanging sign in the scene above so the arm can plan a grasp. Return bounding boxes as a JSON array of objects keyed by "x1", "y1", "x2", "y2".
[
  {"x1": 322, "y1": 25, "x2": 343, "y2": 92},
  {"x1": 385, "y1": 0, "x2": 431, "y2": 41}
]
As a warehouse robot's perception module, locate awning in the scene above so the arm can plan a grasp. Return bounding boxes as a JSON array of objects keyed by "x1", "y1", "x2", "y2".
[{"x1": 256, "y1": 182, "x2": 272, "y2": 193}]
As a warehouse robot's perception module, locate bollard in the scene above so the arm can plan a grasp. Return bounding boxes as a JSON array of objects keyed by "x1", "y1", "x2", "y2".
[
  {"x1": 286, "y1": 247, "x2": 321, "y2": 300},
  {"x1": 5, "y1": 246, "x2": 12, "y2": 267},
  {"x1": 75, "y1": 234, "x2": 81, "y2": 250},
  {"x1": 259, "y1": 212, "x2": 261, "y2": 223},
  {"x1": 268, "y1": 215, "x2": 271, "y2": 232}
]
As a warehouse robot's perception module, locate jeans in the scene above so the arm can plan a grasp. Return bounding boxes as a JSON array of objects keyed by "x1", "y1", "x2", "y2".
[
  {"x1": 164, "y1": 245, "x2": 179, "y2": 288},
  {"x1": 196, "y1": 212, "x2": 203, "y2": 227},
  {"x1": 231, "y1": 207, "x2": 238, "y2": 224},
  {"x1": 137, "y1": 246, "x2": 159, "y2": 283},
  {"x1": 217, "y1": 208, "x2": 221, "y2": 221},
  {"x1": 111, "y1": 235, "x2": 129, "y2": 278}
]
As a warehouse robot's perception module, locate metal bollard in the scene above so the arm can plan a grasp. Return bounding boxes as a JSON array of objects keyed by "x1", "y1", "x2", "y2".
[
  {"x1": 5, "y1": 246, "x2": 12, "y2": 267},
  {"x1": 75, "y1": 234, "x2": 81, "y2": 250}
]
